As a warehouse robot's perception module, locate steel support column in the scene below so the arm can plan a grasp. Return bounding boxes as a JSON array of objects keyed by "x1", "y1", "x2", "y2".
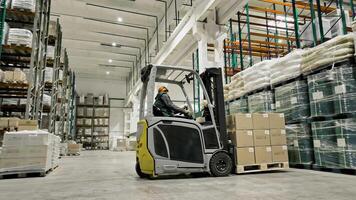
[
  {"x1": 237, "y1": 12, "x2": 244, "y2": 69},
  {"x1": 315, "y1": 0, "x2": 325, "y2": 42},
  {"x1": 309, "y1": 0, "x2": 318, "y2": 46},
  {"x1": 245, "y1": 4, "x2": 253, "y2": 66},
  {"x1": 291, "y1": 0, "x2": 301, "y2": 48}
]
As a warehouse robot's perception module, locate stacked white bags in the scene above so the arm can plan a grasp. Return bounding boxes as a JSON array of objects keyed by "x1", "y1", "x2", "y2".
[
  {"x1": 7, "y1": 28, "x2": 33, "y2": 47},
  {"x1": 0, "y1": 130, "x2": 60, "y2": 173},
  {"x1": 270, "y1": 49, "x2": 303, "y2": 85},
  {"x1": 301, "y1": 34, "x2": 355, "y2": 74},
  {"x1": 242, "y1": 59, "x2": 274, "y2": 94},
  {"x1": 11, "y1": 0, "x2": 35, "y2": 12},
  {"x1": 228, "y1": 72, "x2": 245, "y2": 100}
]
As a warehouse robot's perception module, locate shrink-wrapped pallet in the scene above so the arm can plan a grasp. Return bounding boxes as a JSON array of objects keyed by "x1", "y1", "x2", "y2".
[
  {"x1": 248, "y1": 91, "x2": 274, "y2": 113},
  {"x1": 11, "y1": 0, "x2": 35, "y2": 12},
  {"x1": 44, "y1": 67, "x2": 53, "y2": 83},
  {"x1": 275, "y1": 80, "x2": 310, "y2": 123},
  {"x1": 7, "y1": 28, "x2": 33, "y2": 47},
  {"x1": 312, "y1": 119, "x2": 356, "y2": 169},
  {"x1": 286, "y1": 124, "x2": 314, "y2": 165},
  {"x1": 0, "y1": 130, "x2": 60, "y2": 173}
]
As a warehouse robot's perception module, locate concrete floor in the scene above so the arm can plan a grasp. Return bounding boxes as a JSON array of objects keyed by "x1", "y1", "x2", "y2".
[{"x1": 0, "y1": 151, "x2": 355, "y2": 200}]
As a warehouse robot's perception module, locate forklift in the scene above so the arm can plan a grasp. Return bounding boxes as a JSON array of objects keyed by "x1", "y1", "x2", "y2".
[{"x1": 135, "y1": 64, "x2": 235, "y2": 178}]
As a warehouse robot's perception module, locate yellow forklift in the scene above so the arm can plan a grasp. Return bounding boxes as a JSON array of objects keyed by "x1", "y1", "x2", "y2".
[{"x1": 135, "y1": 64, "x2": 235, "y2": 178}]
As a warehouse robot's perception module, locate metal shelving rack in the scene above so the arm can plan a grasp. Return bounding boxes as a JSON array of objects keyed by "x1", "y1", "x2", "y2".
[
  {"x1": 25, "y1": 0, "x2": 51, "y2": 122},
  {"x1": 76, "y1": 96, "x2": 110, "y2": 150},
  {"x1": 48, "y1": 19, "x2": 62, "y2": 134},
  {"x1": 223, "y1": 0, "x2": 355, "y2": 79},
  {"x1": 58, "y1": 49, "x2": 69, "y2": 141},
  {"x1": 0, "y1": 1, "x2": 51, "y2": 117},
  {"x1": 66, "y1": 70, "x2": 76, "y2": 140}
]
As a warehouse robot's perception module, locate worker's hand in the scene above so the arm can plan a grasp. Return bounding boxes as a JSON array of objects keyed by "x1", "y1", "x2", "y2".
[{"x1": 184, "y1": 110, "x2": 193, "y2": 119}]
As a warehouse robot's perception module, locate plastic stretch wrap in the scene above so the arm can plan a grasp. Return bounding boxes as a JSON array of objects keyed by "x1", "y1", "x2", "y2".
[
  {"x1": 2, "y1": 98, "x2": 18, "y2": 105},
  {"x1": 270, "y1": 49, "x2": 303, "y2": 85},
  {"x1": 0, "y1": 130, "x2": 60, "y2": 173},
  {"x1": 229, "y1": 97, "x2": 248, "y2": 114},
  {"x1": 226, "y1": 73, "x2": 245, "y2": 100},
  {"x1": 2, "y1": 22, "x2": 9, "y2": 45},
  {"x1": 11, "y1": 0, "x2": 35, "y2": 11},
  {"x1": 47, "y1": 46, "x2": 55, "y2": 59},
  {"x1": 44, "y1": 67, "x2": 53, "y2": 83},
  {"x1": 42, "y1": 94, "x2": 51, "y2": 106},
  {"x1": 312, "y1": 119, "x2": 356, "y2": 169},
  {"x1": 7, "y1": 28, "x2": 33, "y2": 47},
  {"x1": 286, "y1": 123, "x2": 314, "y2": 165},
  {"x1": 301, "y1": 34, "x2": 355, "y2": 74},
  {"x1": 308, "y1": 65, "x2": 356, "y2": 117},
  {"x1": 248, "y1": 91, "x2": 274, "y2": 113},
  {"x1": 275, "y1": 80, "x2": 310, "y2": 123}
]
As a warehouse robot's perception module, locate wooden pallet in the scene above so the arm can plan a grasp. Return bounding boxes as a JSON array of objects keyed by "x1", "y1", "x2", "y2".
[
  {"x1": 66, "y1": 153, "x2": 80, "y2": 156},
  {"x1": 0, "y1": 127, "x2": 17, "y2": 131},
  {"x1": 0, "y1": 169, "x2": 49, "y2": 179},
  {"x1": 236, "y1": 162, "x2": 289, "y2": 174}
]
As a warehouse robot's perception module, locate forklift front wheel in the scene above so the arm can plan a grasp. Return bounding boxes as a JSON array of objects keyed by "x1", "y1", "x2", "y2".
[
  {"x1": 135, "y1": 162, "x2": 149, "y2": 178},
  {"x1": 209, "y1": 152, "x2": 232, "y2": 177}
]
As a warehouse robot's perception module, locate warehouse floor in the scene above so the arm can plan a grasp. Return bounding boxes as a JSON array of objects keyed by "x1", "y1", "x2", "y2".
[{"x1": 0, "y1": 151, "x2": 355, "y2": 200}]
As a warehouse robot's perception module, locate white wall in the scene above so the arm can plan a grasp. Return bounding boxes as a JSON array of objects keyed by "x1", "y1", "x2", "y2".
[{"x1": 76, "y1": 76, "x2": 127, "y2": 98}]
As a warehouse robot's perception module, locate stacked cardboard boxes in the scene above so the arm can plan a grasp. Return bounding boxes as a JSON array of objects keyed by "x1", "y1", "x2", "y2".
[{"x1": 227, "y1": 113, "x2": 289, "y2": 173}]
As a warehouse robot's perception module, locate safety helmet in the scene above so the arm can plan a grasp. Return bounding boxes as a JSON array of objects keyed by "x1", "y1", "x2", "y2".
[{"x1": 158, "y1": 86, "x2": 168, "y2": 93}]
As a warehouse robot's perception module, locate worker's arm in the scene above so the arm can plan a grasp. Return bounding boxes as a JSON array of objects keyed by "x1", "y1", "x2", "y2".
[{"x1": 161, "y1": 94, "x2": 187, "y2": 114}]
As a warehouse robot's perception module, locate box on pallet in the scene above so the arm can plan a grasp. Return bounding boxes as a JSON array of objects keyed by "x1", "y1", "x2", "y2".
[
  {"x1": 272, "y1": 146, "x2": 289, "y2": 162},
  {"x1": 236, "y1": 147, "x2": 255, "y2": 165},
  {"x1": 252, "y1": 113, "x2": 269, "y2": 129},
  {"x1": 229, "y1": 130, "x2": 253, "y2": 147},
  {"x1": 255, "y1": 146, "x2": 272, "y2": 163},
  {"x1": 226, "y1": 113, "x2": 253, "y2": 131},
  {"x1": 269, "y1": 113, "x2": 285, "y2": 129},
  {"x1": 253, "y1": 130, "x2": 270, "y2": 146},
  {"x1": 270, "y1": 129, "x2": 287, "y2": 146}
]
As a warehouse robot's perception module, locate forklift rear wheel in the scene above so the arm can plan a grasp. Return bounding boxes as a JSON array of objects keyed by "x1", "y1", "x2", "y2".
[
  {"x1": 209, "y1": 152, "x2": 232, "y2": 177},
  {"x1": 135, "y1": 162, "x2": 149, "y2": 178}
]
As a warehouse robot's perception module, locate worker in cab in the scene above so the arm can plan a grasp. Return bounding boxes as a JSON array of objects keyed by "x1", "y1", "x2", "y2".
[{"x1": 153, "y1": 86, "x2": 192, "y2": 118}]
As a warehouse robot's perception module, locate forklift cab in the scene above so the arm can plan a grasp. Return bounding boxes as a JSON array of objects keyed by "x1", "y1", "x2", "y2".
[{"x1": 136, "y1": 64, "x2": 233, "y2": 178}]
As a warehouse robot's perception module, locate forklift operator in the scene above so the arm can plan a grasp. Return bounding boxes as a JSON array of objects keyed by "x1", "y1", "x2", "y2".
[{"x1": 153, "y1": 86, "x2": 191, "y2": 117}]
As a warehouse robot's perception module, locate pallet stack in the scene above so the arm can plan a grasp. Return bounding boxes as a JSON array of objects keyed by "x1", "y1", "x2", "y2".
[
  {"x1": 227, "y1": 113, "x2": 289, "y2": 174},
  {"x1": 0, "y1": 130, "x2": 60, "y2": 178}
]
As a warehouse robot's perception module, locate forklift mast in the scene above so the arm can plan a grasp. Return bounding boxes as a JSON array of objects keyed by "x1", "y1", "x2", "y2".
[{"x1": 200, "y1": 68, "x2": 228, "y2": 150}]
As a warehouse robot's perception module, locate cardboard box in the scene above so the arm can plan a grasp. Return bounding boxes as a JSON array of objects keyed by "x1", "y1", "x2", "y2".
[
  {"x1": 0, "y1": 118, "x2": 9, "y2": 128},
  {"x1": 230, "y1": 114, "x2": 253, "y2": 130},
  {"x1": 13, "y1": 70, "x2": 26, "y2": 82},
  {"x1": 252, "y1": 113, "x2": 269, "y2": 129},
  {"x1": 269, "y1": 113, "x2": 285, "y2": 129},
  {"x1": 68, "y1": 144, "x2": 82, "y2": 154},
  {"x1": 4, "y1": 71, "x2": 13, "y2": 82},
  {"x1": 253, "y1": 130, "x2": 271, "y2": 146},
  {"x1": 8, "y1": 117, "x2": 20, "y2": 127},
  {"x1": 255, "y1": 146, "x2": 272, "y2": 163},
  {"x1": 272, "y1": 146, "x2": 289, "y2": 162},
  {"x1": 18, "y1": 125, "x2": 38, "y2": 131},
  {"x1": 270, "y1": 129, "x2": 287, "y2": 145},
  {"x1": 229, "y1": 130, "x2": 254, "y2": 147},
  {"x1": 236, "y1": 147, "x2": 255, "y2": 165},
  {"x1": 19, "y1": 120, "x2": 38, "y2": 126}
]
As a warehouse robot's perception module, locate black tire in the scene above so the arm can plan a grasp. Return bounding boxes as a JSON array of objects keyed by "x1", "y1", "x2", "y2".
[
  {"x1": 209, "y1": 152, "x2": 232, "y2": 177},
  {"x1": 135, "y1": 162, "x2": 149, "y2": 178}
]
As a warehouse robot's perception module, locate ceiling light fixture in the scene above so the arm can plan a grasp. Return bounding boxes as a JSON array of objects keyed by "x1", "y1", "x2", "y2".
[
  {"x1": 106, "y1": 71, "x2": 110, "y2": 75},
  {"x1": 117, "y1": 17, "x2": 123, "y2": 22},
  {"x1": 112, "y1": 42, "x2": 117, "y2": 47},
  {"x1": 108, "y1": 59, "x2": 113, "y2": 63}
]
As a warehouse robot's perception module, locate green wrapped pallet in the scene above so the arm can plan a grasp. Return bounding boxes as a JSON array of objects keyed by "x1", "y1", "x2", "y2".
[
  {"x1": 229, "y1": 97, "x2": 248, "y2": 113},
  {"x1": 275, "y1": 80, "x2": 310, "y2": 123},
  {"x1": 308, "y1": 65, "x2": 356, "y2": 117},
  {"x1": 308, "y1": 70, "x2": 336, "y2": 117},
  {"x1": 312, "y1": 119, "x2": 356, "y2": 169},
  {"x1": 247, "y1": 91, "x2": 274, "y2": 113},
  {"x1": 286, "y1": 123, "x2": 314, "y2": 165}
]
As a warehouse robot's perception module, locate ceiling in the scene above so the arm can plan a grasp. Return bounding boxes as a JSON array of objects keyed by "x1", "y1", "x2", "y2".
[{"x1": 51, "y1": 0, "x2": 197, "y2": 80}]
